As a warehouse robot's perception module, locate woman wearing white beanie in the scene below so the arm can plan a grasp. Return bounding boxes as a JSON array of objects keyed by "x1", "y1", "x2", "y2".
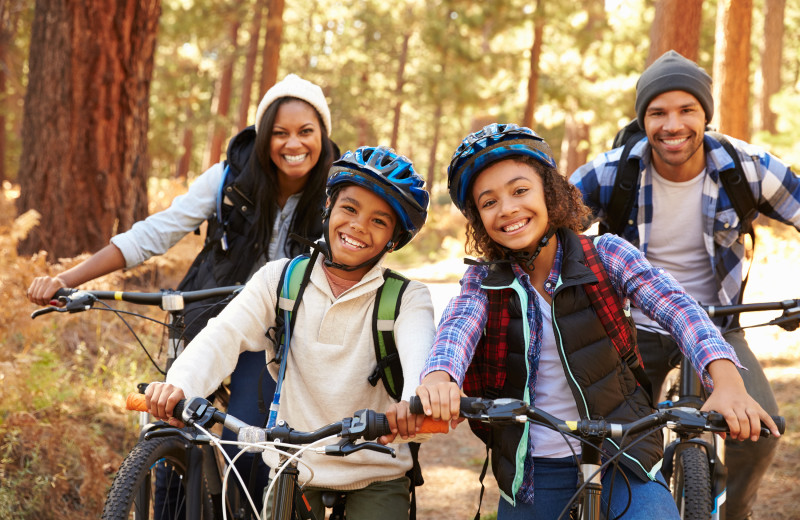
[{"x1": 27, "y1": 73, "x2": 338, "y2": 509}]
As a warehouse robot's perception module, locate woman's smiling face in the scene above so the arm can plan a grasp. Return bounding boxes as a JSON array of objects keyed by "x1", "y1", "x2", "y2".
[{"x1": 471, "y1": 159, "x2": 549, "y2": 254}]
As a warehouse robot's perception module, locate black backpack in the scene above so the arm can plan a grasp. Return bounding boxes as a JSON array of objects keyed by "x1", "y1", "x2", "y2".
[{"x1": 603, "y1": 119, "x2": 757, "y2": 238}]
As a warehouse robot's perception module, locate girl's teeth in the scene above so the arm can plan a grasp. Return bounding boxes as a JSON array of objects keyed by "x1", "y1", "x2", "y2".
[{"x1": 504, "y1": 220, "x2": 526, "y2": 232}]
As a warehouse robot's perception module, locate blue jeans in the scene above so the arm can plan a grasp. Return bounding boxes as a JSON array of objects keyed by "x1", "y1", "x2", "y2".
[{"x1": 496, "y1": 457, "x2": 679, "y2": 520}]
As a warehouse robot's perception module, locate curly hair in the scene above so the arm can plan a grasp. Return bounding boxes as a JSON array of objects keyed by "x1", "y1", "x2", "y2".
[{"x1": 463, "y1": 156, "x2": 592, "y2": 260}]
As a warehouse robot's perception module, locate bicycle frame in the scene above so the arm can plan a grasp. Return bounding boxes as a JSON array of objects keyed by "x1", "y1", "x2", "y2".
[{"x1": 658, "y1": 297, "x2": 798, "y2": 520}]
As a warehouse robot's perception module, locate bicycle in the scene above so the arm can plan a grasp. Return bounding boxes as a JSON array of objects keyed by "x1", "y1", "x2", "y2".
[
  {"x1": 408, "y1": 396, "x2": 784, "y2": 520},
  {"x1": 118, "y1": 393, "x2": 447, "y2": 520},
  {"x1": 657, "y1": 297, "x2": 799, "y2": 520},
  {"x1": 31, "y1": 285, "x2": 244, "y2": 519}
]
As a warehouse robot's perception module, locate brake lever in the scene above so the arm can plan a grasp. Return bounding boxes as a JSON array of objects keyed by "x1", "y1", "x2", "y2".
[
  {"x1": 322, "y1": 440, "x2": 396, "y2": 458},
  {"x1": 144, "y1": 426, "x2": 215, "y2": 444}
]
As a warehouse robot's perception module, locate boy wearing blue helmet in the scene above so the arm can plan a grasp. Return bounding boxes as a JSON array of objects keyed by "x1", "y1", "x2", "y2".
[
  {"x1": 146, "y1": 146, "x2": 434, "y2": 520},
  {"x1": 414, "y1": 125, "x2": 779, "y2": 519}
]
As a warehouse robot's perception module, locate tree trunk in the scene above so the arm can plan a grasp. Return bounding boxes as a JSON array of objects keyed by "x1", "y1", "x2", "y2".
[
  {"x1": 426, "y1": 101, "x2": 443, "y2": 198},
  {"x1": 17, "y1": 0, "x2": 160, "y2": 258},
  {"x1": 0, "y1": 30, "x2": 6, "y2": 184},
  {"x1": 176, "y1": 107, "x2": 193, "y2": 181},
  {"x1": 759, "y1": 0, "x2": 785, "y2": 134},
  {"x1": 206, "y1": 21, "x2": 239, "y2": 169},
  {"x1": 712, "y1": 0, "x2": 752, "y2": 140},
  {"x1": 560, "y1": 113, "x2": 589, "y2": 177},
  {"x1": 238, "y1": 0, "x2": 265, "y2": 129},
  {"x1": 260, "y1": 0, "x2": 285, "y2": 94},
  {"x1": 390, "y1": 19, "x2": 412, "y2": 150},
  {"x1": 522, "y1": 0, "x2": 544, "y2": 129},
  {"x1": 647, "y1": 0, "x2": 703, "y2": 65}
]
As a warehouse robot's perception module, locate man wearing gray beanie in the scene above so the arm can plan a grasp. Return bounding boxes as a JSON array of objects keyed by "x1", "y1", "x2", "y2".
[{"x1": 572, "y1": 50, "x2": 800, "y2": 520}]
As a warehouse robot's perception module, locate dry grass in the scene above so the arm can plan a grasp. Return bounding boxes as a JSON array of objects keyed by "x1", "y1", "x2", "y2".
[{"x1": 1, "y1": 181, "x2": 798, "y2": 519}]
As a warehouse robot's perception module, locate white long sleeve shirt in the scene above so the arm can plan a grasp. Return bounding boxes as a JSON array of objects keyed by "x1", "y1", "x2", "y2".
[{"x1": 166, "y1": 254, "x2": 436, "y2": 490}]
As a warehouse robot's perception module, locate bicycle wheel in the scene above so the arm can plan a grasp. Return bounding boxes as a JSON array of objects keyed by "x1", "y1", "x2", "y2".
[
  {"x1": 672, "y1": 445, "x2": 712, "y2": 520},
  {"x1": 102, "y1": 436, "x2": 215, "y2": 520}
]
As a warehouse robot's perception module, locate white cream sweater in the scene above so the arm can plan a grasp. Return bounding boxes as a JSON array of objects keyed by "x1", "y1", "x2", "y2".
[{"x1": 166, "y1": 254, "x2": 436, "y2": 490}]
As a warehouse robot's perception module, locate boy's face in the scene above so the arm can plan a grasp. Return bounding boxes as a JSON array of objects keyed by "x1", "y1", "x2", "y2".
[
  {"x1": 327, "y1": 184, "x2": 397, "y2": 280},
  {"x1": 643, "y1": 90, "x2": 706, "y2": 180},
  {"x1": 472, "y1": 159, "x2": 549, "y2": 254}
]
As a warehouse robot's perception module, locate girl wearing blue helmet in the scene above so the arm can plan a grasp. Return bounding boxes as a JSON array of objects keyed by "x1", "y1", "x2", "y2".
[
  {"x1": 145, "y1": 146, "x2": 434, "y2": 520},
  {"x1": 414, "y1": 124, "x2": 778, "y2": 519}
]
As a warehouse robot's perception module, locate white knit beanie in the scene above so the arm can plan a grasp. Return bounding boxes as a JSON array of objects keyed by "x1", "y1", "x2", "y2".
[{"x1": 254, "y1": 74, "x2": 331, "y2": 136}]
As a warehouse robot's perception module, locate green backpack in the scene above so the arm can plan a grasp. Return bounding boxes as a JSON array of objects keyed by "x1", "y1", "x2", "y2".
[{"x1": 274, "y1": 254, "x2": 411, "y2": 401}]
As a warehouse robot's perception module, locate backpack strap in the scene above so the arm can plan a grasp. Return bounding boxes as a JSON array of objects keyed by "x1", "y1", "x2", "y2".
[
  {"x1": 368, "y1": 269, "x2": 410, "y2": 401},
  {"x1": 580, "y1": 235, "x2": 652, "y2": 400},
  {"x1": 707, "y1": 132, "x2": 757, "y2": 234},
  {"x1": 603, "y1": 130, "x2": 644, "y2": 236}
]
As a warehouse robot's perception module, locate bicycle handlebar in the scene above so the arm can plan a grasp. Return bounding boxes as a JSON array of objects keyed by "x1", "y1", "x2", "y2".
[
  {"x1": 703, "y1": 298, "x2": 800, "y2": 318},
  {"x1": 31, "y1": 286, "x2": 243, "y2": 319},
  {"x1": 408, "y1": 396, "x2": 785, "y2": 441}
]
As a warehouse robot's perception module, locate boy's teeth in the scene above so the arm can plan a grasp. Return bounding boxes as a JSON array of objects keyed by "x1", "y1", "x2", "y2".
[{"x1": 341, "y1": 234, "x2": 365, "y2": 248}]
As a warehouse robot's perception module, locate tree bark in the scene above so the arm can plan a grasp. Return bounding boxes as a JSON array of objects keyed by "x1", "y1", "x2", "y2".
[
  {"x1": 206, "y1": 21, "x2": 239, "y2": 169},
  {"x1": 260, "y1": 0, "x2": 285, "y2": 94},
  {"x1": 712, "y1": 0, "x2": 752, "y2": 140},
  {"x1": 17, "y1": 0, "x2": 160, "y2": 258},
  {"x1": 647, "y1": 0, "x2": 704, "y2": 65},
  {"x1": 390, "y1": 20, "x2": 412, "y2": 150},
  {"x1": 561, "y1": 113, "x2": 589, "y2": 178},
  {"x1": 522, "y1": 0, "x2": 544, "y2": 129},
  {"x1": 238, "y1": 0, "x2": 265, "y2": 129},
  {"x1": 176, "y1": 107, "x2": 193, "y2": 181},
  {"x1": 759, "y1": 0, "x2": 785, "y2": 134}
]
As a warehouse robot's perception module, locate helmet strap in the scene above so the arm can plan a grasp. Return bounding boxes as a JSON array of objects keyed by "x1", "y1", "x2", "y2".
[{"x1": 503, "y1": 225, "x2": 556, "y2": 271}]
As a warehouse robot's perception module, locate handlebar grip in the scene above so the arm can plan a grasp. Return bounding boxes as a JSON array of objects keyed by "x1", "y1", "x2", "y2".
[
  {"x1": 126, "y1": 393, "x2": 147, "y2": 411},
  {"x1": 773, "y1": 415, "x2": 786, "y2": 436},
  {"x1": 54, "y1": 288, "x2": 76, "y2": 298},
  {"x1": 417, "y1": 417, "x2": 450, "y2": 434},
  {"x1": 408, "y1": 396, "x2": 482, "y2": 416}
]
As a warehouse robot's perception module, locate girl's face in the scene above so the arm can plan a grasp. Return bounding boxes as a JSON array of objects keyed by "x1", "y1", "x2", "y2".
[
  {"x1": 327, "y1": 185, "x2": 397, "y2": 280},
  {"x1": 471, "y1": 159, "x2": 549, "y2": 254},
  {"x1": 269, "y1": 99, "x2": 323, "y2": 185}
]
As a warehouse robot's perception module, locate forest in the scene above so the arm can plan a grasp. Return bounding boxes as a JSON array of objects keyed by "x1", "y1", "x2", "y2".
[{"x1": 2, "y1": 0, "x2": 800, "y2": 518}]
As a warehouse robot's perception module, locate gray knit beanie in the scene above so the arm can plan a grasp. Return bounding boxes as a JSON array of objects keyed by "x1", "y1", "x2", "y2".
[
  {"x1": 255, "y1": 74, "x2": 331, "y2": 136},
  {"x1": 635, "y1": 50, "x2": 713, "y2": 129}
]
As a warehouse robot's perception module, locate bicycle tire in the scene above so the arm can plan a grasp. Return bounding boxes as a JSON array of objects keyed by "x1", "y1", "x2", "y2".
[
  {"x1": 672, "y1": 445, "x2": 712, "y2": 520},
  {"x1": 101, "y1": 436, "x2": 215, "y2": 520}
]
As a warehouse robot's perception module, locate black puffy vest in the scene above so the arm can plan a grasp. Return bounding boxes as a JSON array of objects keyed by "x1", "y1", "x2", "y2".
[{"x1": 467, "y1": 229, "x2": 662, "y2": 499}]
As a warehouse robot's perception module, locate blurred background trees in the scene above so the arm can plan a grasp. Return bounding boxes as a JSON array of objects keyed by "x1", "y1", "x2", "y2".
[{"x1": 4, "y1": 0, "x2": 800, "y2": 257}]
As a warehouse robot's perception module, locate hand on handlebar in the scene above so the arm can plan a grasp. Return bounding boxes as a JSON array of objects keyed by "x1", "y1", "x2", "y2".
[
  {"x1": 380, "y1": 400, "x2": 429, "y2": 445},
  {"x1": 704, "y1": 359, "x2": 781, "y2": 442},
  {"x1": 145, "y1": 382, "x2": 187, "y2": 427},
  {"x1": 27, "y1": 275, "x2": 68, "y2": 306},
  {"x1": 415, "y1": 371, "x2": 466, "y2": 430}
]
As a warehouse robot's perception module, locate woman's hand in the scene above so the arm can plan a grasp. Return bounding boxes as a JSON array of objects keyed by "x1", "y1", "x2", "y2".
[
  {"x1": 145, "y1": 382, "x2": 186, "y2": 427},
  {"x1": 703, "y1": 359, "x2": 780, "y2": 441},
  {"x1": 27, "y1": 275, "x2": 68, "y2": 306},
  {"x1": 415, "y1": 371, "x2": 464, "y2": 430}
]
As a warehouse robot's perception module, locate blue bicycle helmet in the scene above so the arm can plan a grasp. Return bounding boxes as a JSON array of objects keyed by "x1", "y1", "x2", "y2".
[
  {"x1": 327, "y1": 146, "x2": 429, "y2": 250},
  {"x1": 447, "y1": 123, "x2": 556, "y2": 214}
]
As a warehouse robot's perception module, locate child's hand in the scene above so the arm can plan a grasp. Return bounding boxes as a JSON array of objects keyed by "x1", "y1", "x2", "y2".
[
  {"x1": 380, "y1": 400, "x2": 426, "y2": 445},
  {"x1": 145, "y1": 382, "x2": 186, "y2": 427},
  {"x1": 703, "y1": 359, "x2": 780, "y2": 442},
  {"x1": 415, "y1": 371, "x2": 464, "y2": 430}
]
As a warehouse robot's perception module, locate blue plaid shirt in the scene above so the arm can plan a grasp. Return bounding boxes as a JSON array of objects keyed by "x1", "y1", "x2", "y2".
[{"x1": 570, "y1": 133, "x2": 800, "y2": 307}]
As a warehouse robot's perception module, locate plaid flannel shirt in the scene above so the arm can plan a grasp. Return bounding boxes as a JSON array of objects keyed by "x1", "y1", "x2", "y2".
[
  {"x1": 422, "y1": 232, "x2": 740, "y2": 391},
  {"x1": 570, "y1": 133, "x2": 800, "y2": 307}
]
